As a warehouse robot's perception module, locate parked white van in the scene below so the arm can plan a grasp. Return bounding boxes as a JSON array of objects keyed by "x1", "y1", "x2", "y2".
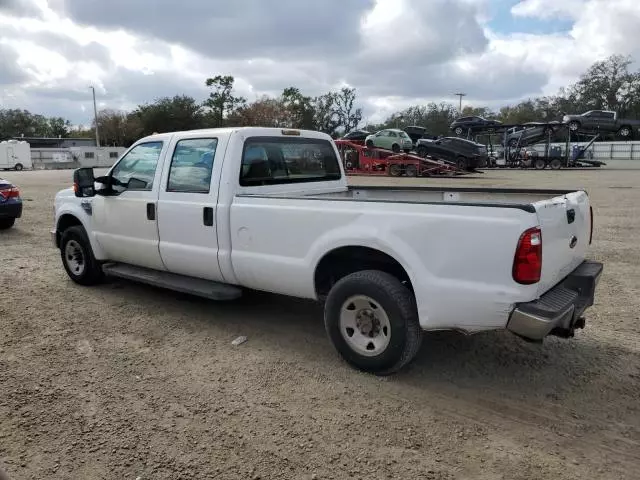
[{"x1": 0, "y1": 140, "x2": 32, "y2": 171}]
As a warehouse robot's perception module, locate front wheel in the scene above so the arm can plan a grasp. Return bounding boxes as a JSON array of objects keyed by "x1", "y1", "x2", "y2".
[
  {"x1": 60, "y1": 225, "x2": 104, "y2": 286},
  {"x1": 568, "y1": 121, "x2": 580, "y2": 132},
  {"x1": 456, "y1": 156, "x2": 468, "y2": 170},
  {"x1": 391, "y1": 143, "x2": 401, "y2": 153},
  {"x1": 618, "y1": 126, "x2": 632, "y2": 138},
  {"x1": 454, "y1": 127, "x2": 464, "y2": 136},
  {"x1": 14, "y1": 163, "x2": 23, "y2": 171},
  {"x1": 324, "y1": 270, "x2": 422, "y2": 375}
]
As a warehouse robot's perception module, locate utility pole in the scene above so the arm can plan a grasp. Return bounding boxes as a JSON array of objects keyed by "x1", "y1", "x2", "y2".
[
  {"x1": 454, "y1": 92, "x2": 467, "y2": 113},
  {"x1": 89, "y1": 86, "x2": 100, "y2": 147}
]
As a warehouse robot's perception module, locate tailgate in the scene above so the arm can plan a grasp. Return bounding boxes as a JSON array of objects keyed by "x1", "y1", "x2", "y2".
[{"x1": 534, "y1": 191, "x2": 591, "y2": 296}]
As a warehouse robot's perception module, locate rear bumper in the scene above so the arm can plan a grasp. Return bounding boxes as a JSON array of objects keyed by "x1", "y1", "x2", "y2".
[
  {"x1": 507, "y1": 261, "x2": 603, "y2": 341},
  {"x1": 0, "y1": 200, "x2": 22, "y2": 219}
]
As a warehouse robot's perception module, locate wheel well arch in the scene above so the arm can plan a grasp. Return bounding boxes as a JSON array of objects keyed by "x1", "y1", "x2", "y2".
[
  {"x1": 55, "y1": 213, "x2": 83, "y2": 248},
  {"x1": 314, "y1": 246, "x2": 413, "y2": 299}
]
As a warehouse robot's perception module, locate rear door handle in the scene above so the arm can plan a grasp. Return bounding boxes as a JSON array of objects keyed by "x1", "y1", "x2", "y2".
[
  {"x1": 146, "y1": 203, "x2": 156, "y2": 221},
  {"x1": 203, "y1": 207, "x2": 214, "y2": 226}
]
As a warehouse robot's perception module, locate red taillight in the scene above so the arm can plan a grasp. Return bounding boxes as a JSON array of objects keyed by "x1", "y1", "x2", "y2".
[
  {"x1": 513, "y1": 227, "x2": 542, "y2": 285},
  {"x1": 589, "y1": 206, "x2": 593, "y2": 245},
  {"x1": 0, "y1": 186, "x2": 20, "y2": 200}
]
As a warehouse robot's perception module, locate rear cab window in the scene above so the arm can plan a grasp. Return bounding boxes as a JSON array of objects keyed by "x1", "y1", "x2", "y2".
[{"x1": 239, "y1": 136, "x2": 342, "y2": 187}]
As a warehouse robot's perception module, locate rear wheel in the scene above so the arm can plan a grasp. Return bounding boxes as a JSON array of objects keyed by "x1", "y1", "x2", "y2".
[
  {"x1": 533, "y1": 158, "x2": 547, "y2": 170},
  {"x1": 0, "y1": 218, "x2": 15, "y2": 230},
  {"x1": 366, "y1": 140, "x2": 374, "y2": 148},
  {"x1": 60, "y1": 225, "x2": 104, "y2": 286},
  {"x1": 416, "y1": 146, "x2": 428, "y2": 158},
  {"x1": 454, "y1": 126, "x2": 464, "y2": 136},
  {"x1": 405, "y1": 164, "x2": 417, "y2": 177},
  {"x1": 389, "y1": 164, "x2": 401, "y2": 177},
  {"x1": 324, "y1": 270, "x2": 422, "y2": 375},
  {"x1": 456, "y1": 156, "x2": 468, "y2": 170},
  {"x1": 568, "y1": 121, "x2": 580, "y2": 132},
  {"x1": 550, "y1": 158, "x2": 562, "y2": 170},
  {"x1": 14, "y1": 163, "x2": 23, "y2": 171}
]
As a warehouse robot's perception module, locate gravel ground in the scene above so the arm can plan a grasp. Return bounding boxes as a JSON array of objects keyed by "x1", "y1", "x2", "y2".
[{"x1": 0, "y1": 168, "x2": 639, "y2": 480}]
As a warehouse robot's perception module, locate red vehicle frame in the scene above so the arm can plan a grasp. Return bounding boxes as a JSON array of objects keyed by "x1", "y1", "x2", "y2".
[{"x1": 334, "y1": 140, "x2": 468, "y2": 177}]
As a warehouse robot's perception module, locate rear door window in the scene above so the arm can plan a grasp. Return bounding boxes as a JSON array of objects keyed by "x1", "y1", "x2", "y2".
[{"x1": 240, "y1": 136, "x2": 342, "y2": 186}]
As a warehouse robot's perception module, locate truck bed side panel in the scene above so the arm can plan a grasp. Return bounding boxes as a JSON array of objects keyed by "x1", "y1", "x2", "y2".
[{"x1": 229, "y1": 196, "x2": 540, "y2": 332}]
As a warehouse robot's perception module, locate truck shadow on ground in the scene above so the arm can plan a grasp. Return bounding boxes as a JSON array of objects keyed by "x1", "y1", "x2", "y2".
[{"x1": 105, "y1": 280, "x2": 627, "y2": 403}]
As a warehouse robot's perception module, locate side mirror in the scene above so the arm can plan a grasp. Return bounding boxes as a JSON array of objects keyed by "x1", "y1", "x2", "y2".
[{"x1": 73, "y1": 168, "x2": 96, "y2": 198}]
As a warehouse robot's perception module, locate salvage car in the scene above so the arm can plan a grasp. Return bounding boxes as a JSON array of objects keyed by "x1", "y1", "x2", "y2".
[
  {"x1": 52, "y1": 127, "x2": 603, "y2": 375},
  {"x1": 504, "y1": 121, "x2": 561, "y2": 147},
  {"x1": 450, "y1": 116, "x2": 502, "y2": 136},
  {"x1": 562, "y1": 110, "x2": 640, "y2": 138},
  {"x1": 364, "y1": 129, "x2": 414, "y2": 153},
  {"x1": 415, "y1": 136, "x2": 488, "y2": 170},
  {"x1": 340, "y1": 130, "x2": 370, "y2": 143},
  {"x1": 0, "y1": 177, "x2": 22, "y2": 229}
]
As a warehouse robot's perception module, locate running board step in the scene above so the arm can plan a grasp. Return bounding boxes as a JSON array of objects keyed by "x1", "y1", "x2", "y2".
[{"x1": 102, "y1": 263, "x2": 242, "y2": 301}]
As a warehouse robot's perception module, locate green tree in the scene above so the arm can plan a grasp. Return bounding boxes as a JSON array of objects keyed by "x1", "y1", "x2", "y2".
[
  {"x1": 281, "y1": 87, "x2": 315, "y2": 129},
  {"x1": 203, "y1": 75, "x2": 246, "y2": 127},
  {"x1": 313, "y1": 92, "x2": 341, "y2": 136},
  {"x1": 333, "y1": 87, "x2": 362, "y2": 133},
  {"x1": 131, "y1": 95, "x2": 204, "y2": 137}
]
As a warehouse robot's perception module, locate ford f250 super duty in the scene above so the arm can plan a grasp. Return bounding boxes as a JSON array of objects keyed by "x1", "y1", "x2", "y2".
[{"x1": 51, "y1": 127, "x2": 603, "y2": 375}]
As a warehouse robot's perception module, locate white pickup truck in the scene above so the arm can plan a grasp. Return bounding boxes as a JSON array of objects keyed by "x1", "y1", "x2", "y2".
[{"x1": 52, "y1": 127, "x2": 603, "y2": 375}]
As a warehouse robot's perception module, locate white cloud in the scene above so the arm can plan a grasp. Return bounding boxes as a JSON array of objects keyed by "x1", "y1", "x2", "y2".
[{"x1": 0, "y1": 0, "x2": 639, "y2": 126}]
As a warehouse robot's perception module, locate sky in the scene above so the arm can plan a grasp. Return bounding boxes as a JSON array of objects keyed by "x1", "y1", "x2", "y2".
[{"x1": 0, "y1": 0, "x2": 639, "y2": 126}]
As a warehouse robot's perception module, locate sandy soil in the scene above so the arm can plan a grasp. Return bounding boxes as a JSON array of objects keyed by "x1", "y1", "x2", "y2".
[{"x1": 0, "y1": 168, "x2": 638, "y2": 480}]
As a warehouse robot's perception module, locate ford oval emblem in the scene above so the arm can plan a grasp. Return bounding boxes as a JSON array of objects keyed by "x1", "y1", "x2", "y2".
[{"x1": 569, "y1": 236, "x2": 578, "y2": 249}]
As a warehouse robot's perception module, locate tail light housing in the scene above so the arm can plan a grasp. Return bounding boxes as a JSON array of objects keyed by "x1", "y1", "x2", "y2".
[
  {"x1": 0, "y1": 186, "x2": 20, "y2": 200},
  {"x1": 589, "y1": 206, "x2": 593, "y2": 245},
  {"x1": 513, "y1": 227, "x2": 542, "y2": 284}
]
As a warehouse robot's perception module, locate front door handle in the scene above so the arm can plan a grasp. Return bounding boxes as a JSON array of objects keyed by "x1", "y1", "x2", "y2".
[
  {"x1": 203, "y1": 207, "x2": 213, "y2": 226},
  {"x1": 146, "y1": 203, "x2": 156, "y2": 221}
]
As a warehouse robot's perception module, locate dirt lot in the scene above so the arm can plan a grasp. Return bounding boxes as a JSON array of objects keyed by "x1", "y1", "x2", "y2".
[{"x1": 1, "y1": 168, "x2": 639, "y2": 480}]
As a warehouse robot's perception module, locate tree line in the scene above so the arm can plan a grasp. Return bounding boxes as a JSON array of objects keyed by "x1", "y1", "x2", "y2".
[{"x1": 1, "y1": 54, "x2": 639, "y2": 146}]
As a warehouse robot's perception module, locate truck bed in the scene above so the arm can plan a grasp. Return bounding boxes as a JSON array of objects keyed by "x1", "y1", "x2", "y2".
[{"x1": 241, "y1": 185, "x2": 580, "y2": 212}]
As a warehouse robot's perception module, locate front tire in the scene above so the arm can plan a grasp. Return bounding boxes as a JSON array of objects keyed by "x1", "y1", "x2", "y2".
[
  {"x1": 568, "y1": 121, "x2": 580, "y2": 132},
  {"x1": 366, "y1": 140, "x2": 374, "y2": 148},
  {"x1": 60, "y1": 225, "x2": 104, "y2": 286},
  {"x1": 454, "y1": 127, "x2": 463, "y2": 136},
  {"x1": 14, "y1": 163, "x2": 23, "y2": 171},
  {"x1": 324, "y1": 270, "x2": 422, "y2": 375},
  {"x1": 456, "y1": 156, "x2": 468, "y2": 170},
  {"x1": 391, "y1": 143, "x2": 401, "y2": 153},
  {"x1": 618, "y1": 126, "x2": 632, "y2": 138}
]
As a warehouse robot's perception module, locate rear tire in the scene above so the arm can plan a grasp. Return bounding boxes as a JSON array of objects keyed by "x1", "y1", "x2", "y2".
[
  {"x1": 60, "y1": 225, "x2": 104, "y2": 286},
  {"x1": 405, "y1": 164, "x2": 417, "y2": 177},
  {"x1": 324, "y1": 270, "x2": 422, "y2": 375},
  {"x1": 456, "y1": 156, "x2": 468, "y2": 170},
  {"x1": 389, "y1": 164, "x2": 401, "y2": 177},
  {"x1": 533, "y1": 158, "x2": 547, "y2": 170},
  {"x1": 454, "y1": 127, "x2": 463, "y2": 136},
  {"x1": 550, "y1": 158, "x2": 562, "y2": 170},
  {"x1": 0, "y1": 218, "x2": 15, "y2": 230},
  {"x1": 366, "y1": 140, "x2": 374, "y2": 148},
  {"x1": 416, "y1": 146, "x2": 428, "y2": 158},
  {"x1": 568, "y1": 121, "x2": 580, "y2": 132},
  {"x1": 14, "y1": 163, "x2": 23, "y2": 171}
]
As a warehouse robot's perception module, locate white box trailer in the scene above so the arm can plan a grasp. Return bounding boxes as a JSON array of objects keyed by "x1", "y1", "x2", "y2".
[{"x1": 0, "y1": 140, "x2": 32, "y2": 170}]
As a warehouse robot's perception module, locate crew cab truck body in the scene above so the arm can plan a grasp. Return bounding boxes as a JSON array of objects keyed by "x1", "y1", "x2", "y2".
[
  {"x1": 52, "y1": 127, "x2": 603, "y2": 375},
  {"x1": 562, "y1": 110, "x2": 640, "y2": 138}
]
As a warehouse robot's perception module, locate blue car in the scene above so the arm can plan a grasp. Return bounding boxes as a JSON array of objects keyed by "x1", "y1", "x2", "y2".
[{"x1": 0, "y1": 177, "x2": 22, "y2": 229}]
